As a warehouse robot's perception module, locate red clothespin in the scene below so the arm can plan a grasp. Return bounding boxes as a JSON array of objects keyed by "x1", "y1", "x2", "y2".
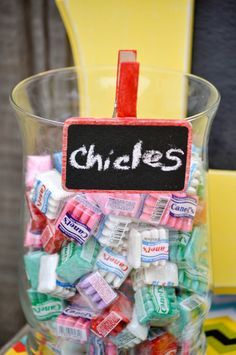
[{"x1": 114, "y1": 50, "x2": 139, "y2": 118}]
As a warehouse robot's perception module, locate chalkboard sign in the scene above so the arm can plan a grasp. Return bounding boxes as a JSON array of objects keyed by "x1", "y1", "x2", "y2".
[{"x1": 62, "y1": 118, "x2": 192, "y2": 192}]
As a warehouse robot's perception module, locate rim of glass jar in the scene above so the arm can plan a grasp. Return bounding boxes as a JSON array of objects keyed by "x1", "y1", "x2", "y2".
[{"x1": 10, "y1": 66, "x2": 221, "y2": 126}]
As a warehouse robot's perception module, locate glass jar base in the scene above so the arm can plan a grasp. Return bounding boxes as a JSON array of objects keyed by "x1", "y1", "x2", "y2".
[
  {"x1": 25, "y1": 326, "x2": 207, "y2": 354},
  {"x1": 26, "y1": 327, "x2": 87, "y2": 354}
]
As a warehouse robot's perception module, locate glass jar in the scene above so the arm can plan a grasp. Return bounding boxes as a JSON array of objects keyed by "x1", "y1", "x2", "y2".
[{"x1": 10, "y1": 67, "x2": 220, "y2": 354}]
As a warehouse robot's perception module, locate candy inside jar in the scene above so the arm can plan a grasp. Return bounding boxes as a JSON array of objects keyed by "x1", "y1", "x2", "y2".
[
  {"x1": 11, "y1": 65, "x2": 219, "y2": 355},
  {"x1": 22, "y1": 143, "x2": 210, "y2": 354}
]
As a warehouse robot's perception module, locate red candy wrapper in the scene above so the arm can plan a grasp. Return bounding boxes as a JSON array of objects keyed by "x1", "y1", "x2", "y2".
[
  {"x1": 26, "y1": 192, "x2": 47, "y2": 232},
  {"x1": 41, "y1": 220, "x2": 67, "y2": 254},
  {"x1": 91, "y1": 293, "x2": 132, "y2": 337},
  {"x1": 137, "y1": 332, "x2": 178, "y2": 355}
]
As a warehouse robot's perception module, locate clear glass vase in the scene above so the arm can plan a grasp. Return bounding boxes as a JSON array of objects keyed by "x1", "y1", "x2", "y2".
[{"x1": 10, "y1": 67, "x2": 220, "y2": 355}]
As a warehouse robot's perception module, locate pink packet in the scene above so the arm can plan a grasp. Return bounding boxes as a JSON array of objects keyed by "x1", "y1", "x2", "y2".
[
  {"x1": 87, "y1": 192, "x2": 144, "y2": 218},
  {"x1": 139, "y1": 193, "x2": 171, "y2": 225},
  {"x1": 25, "y1": 155, "x2": 52, "y2": 189},
  {"x1": 105, "y1": 342, "x2": 118, "y2": 355},
  {"x1": 56, "y1": 194, "x2": 103, "y2": 245},
  {"x1": 56, "y1": 314, "x2": 90, "y2": 343},
  {"x1": 167, "y1": 193, "x2": 198, "y2": 232},
  {"x1": 139, "y1": 193, "x2": 198, "y2": 232},
  {"x1": 24, "y1": 223, "x2": 42, "y2": 248}
]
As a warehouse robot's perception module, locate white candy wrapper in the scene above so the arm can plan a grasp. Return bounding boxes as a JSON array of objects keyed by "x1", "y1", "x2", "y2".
[
  {"x1": 95, "y1": 247, "x2": 132, "y2": 288},
  {"x1": 30, "y1": 169, "x2": 74, "y2": 219},
  {"x1": 127, "y1": 226, "x2": 169, "y2": 269},
  {"x1": 132, "y1": 262, "x2": 179, "y2": 290},
  {"x1": 38, "y1": 254, "x2": 75, "y2": 299}
]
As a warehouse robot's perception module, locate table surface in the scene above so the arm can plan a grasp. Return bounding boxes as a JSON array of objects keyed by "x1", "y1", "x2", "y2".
[{"x1": 0, "y1": 325, "x2": 29, "y2": 355}]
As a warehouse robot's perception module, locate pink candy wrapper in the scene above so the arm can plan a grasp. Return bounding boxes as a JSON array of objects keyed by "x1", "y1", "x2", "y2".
[
  {"x1": 25, "y1": 155, "x2": 52, "y2": 189},
  {"x1": 56, "y1": 314, "x2": 90, "y2": 343},
  {"x1": 87, "y1": 192, "x2": 144, "y2": 218},
  {"x1": 140, "y1": 193, "x2": 198, "y2": 232},
  {"x1": 24, "y1": 223, "x2": 42, "y2": 248},
  {"x1": 56, "y1": 194, "x2": 103, "y2": 245}
]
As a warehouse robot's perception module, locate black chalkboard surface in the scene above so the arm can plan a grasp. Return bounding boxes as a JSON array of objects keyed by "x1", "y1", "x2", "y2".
[{"x1": 62, "y1": 118, "x2": 191, "y2": 192}]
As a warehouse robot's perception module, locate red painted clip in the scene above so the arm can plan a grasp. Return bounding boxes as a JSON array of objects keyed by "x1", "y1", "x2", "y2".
[{"x1": 115, "y1": 50, "x2": 139, "y2": 118}]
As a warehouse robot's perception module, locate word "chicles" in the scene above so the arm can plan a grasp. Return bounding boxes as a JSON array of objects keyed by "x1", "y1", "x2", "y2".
[{"x1": 69, "y1": 140, "x2": 184, "y2": 172}]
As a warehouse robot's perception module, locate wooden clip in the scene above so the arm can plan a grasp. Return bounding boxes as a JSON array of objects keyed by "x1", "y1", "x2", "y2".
[{"x1": 114, "y1": 50, "x2": 139, "y2": 118}]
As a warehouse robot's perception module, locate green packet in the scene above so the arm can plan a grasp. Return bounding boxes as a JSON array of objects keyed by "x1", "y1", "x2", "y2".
[
  {"x1": 169, "y1": 226, "x2": 208, "y2": 269},
  {"x1": 168, "y1": 290, "x2": 210, "y2": 337},
  {"x1": 134, "y1": 285, "x2": 179, "y2": 325},
  {"x1": 28, "y1": 289, "x2": 65, "y2": 321},
  {"x1": 178, "y1": 263, "x2": 209, "y2": 295},
  {"x1": 24, "y1": 250, "x2": 45, "y2": 290},
  {"x1": 56, "y1": 237, "x2": 100, "y2": 284}
]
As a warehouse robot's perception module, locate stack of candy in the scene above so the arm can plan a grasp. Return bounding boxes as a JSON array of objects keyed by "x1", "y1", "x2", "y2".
[{"x1": 23, "y1": 149, "x2": 209, "y2": 354}]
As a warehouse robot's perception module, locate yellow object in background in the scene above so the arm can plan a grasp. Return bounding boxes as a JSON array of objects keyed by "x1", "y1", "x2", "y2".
[
  {"x1": 56, "y1": 0, "x2": 194, "y2": 118},
  {"x1": 56, "y1": 0, "x2": 194, "y2": 70},
  {"x1": 205, "y1": 316, "x2": 236, "y2": 354},
  {"x1": 208, "y1": 170, "x2": 236, "y2": 294}
]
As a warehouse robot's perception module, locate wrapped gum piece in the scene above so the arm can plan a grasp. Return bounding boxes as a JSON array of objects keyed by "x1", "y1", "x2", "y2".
[
  {"x1": 28, "y1": 288, "x2": 64, "y2": 321},
  {"x1": 25, "y1": 155, "x2": 52, "y2": 189},
  {"x1": 87, "y1": 192, "x2": 144, "y2": 218},
  {"x1": 128, "y1": 226, "x2": 169, "y2": 269},
  {"x1": 24, "y1": 223, "x2": 42, "y2": 249},
  {"x1": 26, "y1": 192, "x2": 47, "y2": 232},
  {"x1": 132, "y1": 262, "x2": 178, "y2": 290},
  {"x1": 77, "y1": 271, "x2": 117, "y2": 311},
  {"x1": 169, "y1": 226, "x2": 208, "y2": 269},
  {"x1": 134, "y1": 285, "x2": 179, "y2": 325},
  {"x1": 90, "y1": 293, "x2": 132, "y2": 338},
  {"x1": 137, "y1": 331, "x2": 178, "y2": 355},
  {"x1": 178, "y1": 265, "x2": 209, "y2": 295},
  {"x1": 56, "y1": 238, "x2": 100, "y2": 284},
  {"x1": 110, "y1": 308, "x2": 149, "y2": 349},
  {"x1": 63, "y1": 293, "x2": 99, "y2": 319},
  {"x1": 41, "y1": 219, "x2": 68, "y2": 254},
  {"x1": 88, "y1": 334, "x2": 118, "y2": 355},
  {"x1": 140, "y1": 193, "x2": 198, "y2": 232},
  {"x1": 24, "y1": 250, "x2": 45, "y2": 290},
  {"x1": 53, "y1": 152, "x2": 62, "y2": 173},
  {"x1": 168, "y1": 291, "x2": 209, "y2": 337},
  {"x1": 38, "y1": 253, "x2": 75, "y2": 299},
  {"x1": 56, "y1": 194, "x2": 103, "y2": 245},
  {"x1": 187, "y1": 155, "x2": 203, "y2": 195},
  {"x1": 167, "y1": 193, "x2": 198, "y2": 232},
  {"x1": 56, "y1": 314, "x2": 90, "y2": 343},
  {"x1": 30, "y1": 169, "x2": 74, "y2": 219},
  {"x1": 139, "y1": 194, "x2": 171, "y2": 226},
  {"x1": 95, "y1": 215, "x2": 132, "y2": 254},
  {"x1": 95, "y1": 247, "x2": 132, "y2": 288}
]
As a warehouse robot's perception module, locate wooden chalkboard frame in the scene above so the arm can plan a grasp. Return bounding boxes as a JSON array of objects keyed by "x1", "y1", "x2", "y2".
[{"x1": 62, "y1": 118, "x2": 192, "y2": 193}]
